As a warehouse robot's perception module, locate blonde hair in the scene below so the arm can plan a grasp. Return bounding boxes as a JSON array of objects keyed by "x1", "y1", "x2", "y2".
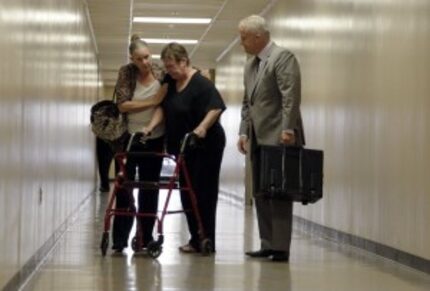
[{"x1": 129, "y1": 34, "x2": 149, "y2": 55}]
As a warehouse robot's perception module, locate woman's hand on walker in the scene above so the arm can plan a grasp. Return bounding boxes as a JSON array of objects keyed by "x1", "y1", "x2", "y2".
[
  {"x1": 193, "y1": 126, "x2": 207, "y2": 138},
  {"x1": 141, "y1": 126, "x2": 152, "y2": 136}
]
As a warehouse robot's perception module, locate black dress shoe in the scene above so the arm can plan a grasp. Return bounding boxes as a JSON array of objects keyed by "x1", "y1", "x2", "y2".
[
  {"x1": 245, "y1": 249, "x2": 273, "y2": 257},
  {"x1": 269, "y1": 251, "x2": 289, "y2": 262},
  {"x1": 99, "y1": 185, "x2": 110, "y2": 192}
]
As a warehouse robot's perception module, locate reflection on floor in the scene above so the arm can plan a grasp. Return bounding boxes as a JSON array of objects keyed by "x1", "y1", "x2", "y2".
[{"x1": 23, "y1": 190, "x2": 430, "y2": 291}]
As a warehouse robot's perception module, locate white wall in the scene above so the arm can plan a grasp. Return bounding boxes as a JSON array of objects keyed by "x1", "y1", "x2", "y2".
[
  {"x1": 216, "y1": 0, "x2": 430, "y2": 259},
  {"x1": 0, "y1": 0, "x2": 99, "y2": 287}
]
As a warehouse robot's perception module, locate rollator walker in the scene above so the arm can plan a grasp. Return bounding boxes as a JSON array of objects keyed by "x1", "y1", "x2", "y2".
[{"x1": 100, "y1": 132, "x2": 213, "y2": 258}]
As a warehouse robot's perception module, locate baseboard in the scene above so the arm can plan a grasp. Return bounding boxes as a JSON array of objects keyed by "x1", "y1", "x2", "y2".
[
  {"x1": 2, "y1": 190, "x2": 94, "y2": 291},
  {"x1": 294, "y1": 215, "x2": 430, "y2": 275},
  {"x1": 218, "y1": 191, "x2": 430, "y2": 274}
]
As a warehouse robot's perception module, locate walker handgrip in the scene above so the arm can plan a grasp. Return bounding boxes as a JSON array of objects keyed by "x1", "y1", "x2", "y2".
[
  {"x1": 180, "y1": 132, "x2": 199, "y2": 154},
  {"x1": 125, "y1": 132, "x2": 145, "y2": 152}
]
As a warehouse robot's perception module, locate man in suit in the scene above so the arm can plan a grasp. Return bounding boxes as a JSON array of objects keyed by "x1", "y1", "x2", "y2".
[{"x1": 237, "y1": 15, "x2": 305, "y2": 262}]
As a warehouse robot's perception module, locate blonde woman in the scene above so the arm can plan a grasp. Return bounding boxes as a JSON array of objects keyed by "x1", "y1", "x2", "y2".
[{"x1": 111, "y1": 35, "x2": 165, "y2": 253}]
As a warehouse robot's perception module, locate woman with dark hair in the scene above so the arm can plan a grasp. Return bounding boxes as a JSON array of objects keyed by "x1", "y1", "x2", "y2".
[
  {"x1": 111, "y1": 34, "x2": 166, "y2": 253},
  {"x1": 160, "y1": 43, "x2": 226, "y2": 253}
]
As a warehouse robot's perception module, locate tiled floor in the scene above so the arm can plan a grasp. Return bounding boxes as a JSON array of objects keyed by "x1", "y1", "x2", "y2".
[{"x1": 23, "y1": 190, "x2": 430, "y2": 291}]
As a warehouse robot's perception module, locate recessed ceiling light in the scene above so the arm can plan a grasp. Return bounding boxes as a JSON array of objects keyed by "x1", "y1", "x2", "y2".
[
  {"x1": 152, "y1": 54, "x2": 160, "y2": 59},
  {"x1": 133, "y1": 17, "x2": 211, "y2": 24},
  {"x1": 143, "y1": 38, "x2": 198, "y2": 44}
]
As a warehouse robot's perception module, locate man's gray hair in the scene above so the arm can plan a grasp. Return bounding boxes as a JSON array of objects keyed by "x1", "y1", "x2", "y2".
[{"x1": 238, "y1": 15, "x2": 269, "y2": 34}]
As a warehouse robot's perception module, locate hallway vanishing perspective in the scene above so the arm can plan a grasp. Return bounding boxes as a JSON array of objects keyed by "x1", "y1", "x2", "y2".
[
  {"x1": 1, "y1": 0, "x2": 430, "y2": 290},
  {"x1": 22, "y1": 192, "x2": 430, "y2": 291}
]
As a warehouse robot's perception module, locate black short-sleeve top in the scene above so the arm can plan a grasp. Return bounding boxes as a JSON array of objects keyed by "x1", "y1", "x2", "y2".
[{"x1": 162, "y1": 72, "x2": 226, "y2": 154}]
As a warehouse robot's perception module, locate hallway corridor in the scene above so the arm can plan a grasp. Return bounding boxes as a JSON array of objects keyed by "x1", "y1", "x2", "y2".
[{"x1": 22, "y1": 191, "x2": 430, "y2": 291}]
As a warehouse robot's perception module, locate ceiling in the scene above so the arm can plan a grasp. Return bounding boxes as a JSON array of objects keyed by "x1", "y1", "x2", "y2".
[{"x1": 86, "y1": 0, "x2": 277, "y2": 86}]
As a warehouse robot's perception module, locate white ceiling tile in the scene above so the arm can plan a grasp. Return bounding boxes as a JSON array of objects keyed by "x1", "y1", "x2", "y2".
[{"x1": 87, "y1": 0, "x2": 271, "y2": 86}]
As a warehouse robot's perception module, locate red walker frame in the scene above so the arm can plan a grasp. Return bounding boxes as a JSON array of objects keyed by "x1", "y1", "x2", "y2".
[{"x1": 100, "y1": 133, "x2": 212, "y2": 258}]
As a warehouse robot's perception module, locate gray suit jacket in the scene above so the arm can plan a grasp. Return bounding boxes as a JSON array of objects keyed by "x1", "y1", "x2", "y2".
[{"x1": 239, "y1": 43, "x2": 305, "y2": 146}]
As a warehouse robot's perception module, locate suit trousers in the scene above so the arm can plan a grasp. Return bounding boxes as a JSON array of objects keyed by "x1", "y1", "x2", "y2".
[{"x1": 250, "y1": 128, "x2": 293, "y2": 252}]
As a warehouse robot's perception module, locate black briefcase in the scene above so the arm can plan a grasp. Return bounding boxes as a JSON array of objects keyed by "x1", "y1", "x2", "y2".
[{"x1": 257, "y1": 145, "x2": 323, "y2": 205}]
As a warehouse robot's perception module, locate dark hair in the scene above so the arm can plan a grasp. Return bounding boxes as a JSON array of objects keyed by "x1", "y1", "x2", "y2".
[
  {"x1": 129, "y1": 34, "x2": 149, "y2": 55},
  {"x1": 161, "y1": 42, "x2": 190, "y2": 65}
]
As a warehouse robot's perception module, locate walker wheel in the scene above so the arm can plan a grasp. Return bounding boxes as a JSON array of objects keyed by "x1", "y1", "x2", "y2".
[
  {"x1": 147, "y1": 240, "x2": 162, "y2": 258},
  {"x1": 200, "y1": 239, "x2": 213, "y2": 256},
  {"x1": 100, "y1": 232, "x2": 109, "y2": 257}
]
